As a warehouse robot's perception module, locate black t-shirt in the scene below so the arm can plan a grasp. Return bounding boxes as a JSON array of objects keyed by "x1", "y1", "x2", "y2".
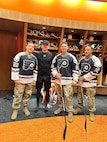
[{"x1": 36, "y1": 51, "x2": 53, "y2": 76}]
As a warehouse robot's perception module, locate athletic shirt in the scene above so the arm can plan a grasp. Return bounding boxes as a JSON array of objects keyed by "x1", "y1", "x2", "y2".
[
  {"x1": 79, "y1": 55, "x2": 102, "y2": 87},
  {"x1": 11, "y1": 52, "x2": 38, "y2": 84},
  {"x1": 51, "y1": 53, "x2": 78, "y2": 85},
  {"x1": 36, "y1": 51, "x2": 53, "y2": 76}
]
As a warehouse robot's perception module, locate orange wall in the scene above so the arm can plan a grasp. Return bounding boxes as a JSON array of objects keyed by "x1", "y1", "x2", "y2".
[{"x1": 0, "y1": 0, "x2": 107, "y2": 23}]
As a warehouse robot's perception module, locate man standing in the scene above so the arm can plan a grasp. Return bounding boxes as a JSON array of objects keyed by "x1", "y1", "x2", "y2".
[
  {"x1": 35, "y1": 40, "x2": 53, "y2": 111},
  {"x1": 51, "y1": 42, "x2": 78, "y2": 123},
  {"x1": 11, "y1": 42, "x2": 38, "y2": 120},
  {"x1": 73, "y1": 44, "x2": 102, "y2": 122}
]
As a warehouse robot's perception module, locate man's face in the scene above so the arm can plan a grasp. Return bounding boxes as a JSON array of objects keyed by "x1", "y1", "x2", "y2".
[
  {"x1": 41, "y1": 44, "x2": 49, "y2": 51},
  {"x1": 26, "y1": 43, "x2": 34, "y2": 54},
  {"x1": 60, "y1": 43, "x2": 68, "y2": 54},
  {"x1": 84, "y1": 46, "x2": 93, "y2": 58}
]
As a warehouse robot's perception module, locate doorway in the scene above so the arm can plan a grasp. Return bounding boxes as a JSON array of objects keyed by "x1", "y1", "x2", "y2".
[{"x1": 0, "y1": 31, "x2": 18, "y2": 90}]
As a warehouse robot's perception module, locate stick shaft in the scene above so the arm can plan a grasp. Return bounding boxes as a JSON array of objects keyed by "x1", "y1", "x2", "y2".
[
  {"x1": 81, "y1": 86, "x2": 87, "y2": 132},
  {"x1": 58, "y1": 66, "x2": 67, "y2": 140}
]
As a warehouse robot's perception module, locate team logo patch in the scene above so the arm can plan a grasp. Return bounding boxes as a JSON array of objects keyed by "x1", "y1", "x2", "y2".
[
  {"x1": 58, "y1": 59, "x2": 69, "y2": 68},
  {"x1": 23, "y1": 60, "x2": 35, "y2": 70},
  {"x1": 81, "y1": 63, "x2": 91, "y2": 73}
]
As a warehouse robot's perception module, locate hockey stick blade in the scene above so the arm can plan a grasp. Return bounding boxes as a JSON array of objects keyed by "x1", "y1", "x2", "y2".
[
  {"x1": 84, "y1": 119, "x2": 87, "y2": 132},
  {"x1": 83, "y1": 95, "x2": 87, "y2": 133},
  {"x1": 63, "y1": 124, "x2": 67, "y2": 140},
  {"x1": 58, "y1": 66, "x2": 67, "y2": 140},
  {"x1": 63, "y1": 116, "x2": 67, "y2": 140}
]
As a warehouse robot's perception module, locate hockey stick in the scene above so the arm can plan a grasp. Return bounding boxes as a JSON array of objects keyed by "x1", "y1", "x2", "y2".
[
  {"x1": 80, "y1": 85, "x2": 87, "y2": 132},
  {"x1": 58, "y1": 67, "x2": 67, "y2": 140},
  {"x1": 60, "y1": 82, "x2": 67, "y2": 140}
]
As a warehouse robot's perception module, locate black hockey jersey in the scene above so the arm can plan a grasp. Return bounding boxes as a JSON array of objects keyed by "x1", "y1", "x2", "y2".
[
  {"x1": 79, "y1": 55, "x2": 102, "y2": 87},
  {"x1": 11, "y1": 52, "x2": 38, "y2": 83},
  {"x1": 51, "y1": 53, "x2": 78, "y2": 85}
]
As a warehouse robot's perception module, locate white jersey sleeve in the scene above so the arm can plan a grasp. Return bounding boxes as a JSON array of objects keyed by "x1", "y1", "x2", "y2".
[{"x1": 11, "y1": 52, "x2": 25, "y2": 81}]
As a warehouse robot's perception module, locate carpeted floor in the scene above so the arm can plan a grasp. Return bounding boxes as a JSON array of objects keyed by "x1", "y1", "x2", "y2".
[
  {"x1": 0, "y1": 115, "x2": 107, "y2": 142},
  {"x1": 0, "y1": 90, "x2": 107, "y2": 123}
]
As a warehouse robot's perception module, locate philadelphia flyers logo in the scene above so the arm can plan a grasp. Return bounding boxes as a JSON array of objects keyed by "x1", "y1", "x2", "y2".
[
  {"x1": 23, "y1": 60, "x2": 35, "y2": 70},
  {"x1": 58, "y1": 59, "x2": 69, "y2": 68},
  {"x1": 81, "y1": 63, "x2": 91, "y2": 73}
]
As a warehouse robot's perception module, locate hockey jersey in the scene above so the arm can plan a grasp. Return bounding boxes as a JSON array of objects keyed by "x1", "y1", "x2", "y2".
[
  {"x1": 51, "y1": 53, "x2": 78, "y2": 85},
  {"x1": 79, "y1": 55, "x2": 102, "y2": 87},
  {"x1": 11, "y1": 52, "x2": 38, "y2": 84}
]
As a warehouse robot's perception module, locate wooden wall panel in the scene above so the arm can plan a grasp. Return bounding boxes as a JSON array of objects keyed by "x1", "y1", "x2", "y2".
[{"x1": 0, "y1": 31, "x2": 18, "y2": 90}]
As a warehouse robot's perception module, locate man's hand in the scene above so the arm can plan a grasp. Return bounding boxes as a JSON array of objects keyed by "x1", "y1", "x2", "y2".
[
  {"x1": 79, "y1": 76, "x2": 85, "y2": 82},
  {"x1": 14, "y1": 80, "x2": 20, "y2": 84},
  {"x1": 55, "y1": 73, "x2": 61, "y2": 79},
  {"x1": 32, "y1": 81, "x2": 36, "y2": 86},
  {"x1": 72, "y1": 80, "x2": 78, "y2": 86}
]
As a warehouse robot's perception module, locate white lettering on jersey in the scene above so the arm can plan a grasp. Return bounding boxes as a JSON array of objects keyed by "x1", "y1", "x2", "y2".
[
  {"x1": 13, "y1": 62, "x2": 19, "y2": 68},
  {"x1": 94, "y1": 67, "x2": 100, "y2": 73}
]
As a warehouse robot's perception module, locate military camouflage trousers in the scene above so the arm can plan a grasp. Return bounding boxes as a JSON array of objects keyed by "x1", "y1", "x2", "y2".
[
  {"x1": 55, "y1": 83, "x2": 74, "y2": 112},
  {"x1": 12, "y1": 83, "x2": 33, "y2": 110},
  {"x1": 77, "y1": 86, "x2": 96, "y2": 112}
]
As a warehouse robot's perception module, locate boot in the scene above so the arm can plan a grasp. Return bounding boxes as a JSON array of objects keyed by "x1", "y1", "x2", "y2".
[
  {"x1": 44, "y1": 103, "x2": 48, "y2": 112},
  {"x1": 90, "y1": 112, "x2": 94, "y2": 122},
  {"x1": 11, "y1": 110, "x2": 18, "y2": 120},
  {"x1": 73, "y1": 107, "x2": 82, "y2": 114},
  {"x1": 54, "y1": 107, "x2": 63, "y2": 115},
  {"x1": 68, "y1": 112, "x2": 73, "y2": 123},
  {"x1": 23, "y1": 107, "x2": 30, "y2": 116},
  {"x1": 35, "y1": 101, "x2": 39, "y2": 112}
]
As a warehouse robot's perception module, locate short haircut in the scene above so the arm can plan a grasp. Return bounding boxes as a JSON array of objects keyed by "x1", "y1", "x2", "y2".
[
  {"x1": 61, "y1": 41, "x2": 68, "y2": 46},
  {"x1": 84, "y1": 43, "x2": 93, "y2": 49},
  {"x1": 27, "y1": 42, "x2": 34, "y2": 46}
]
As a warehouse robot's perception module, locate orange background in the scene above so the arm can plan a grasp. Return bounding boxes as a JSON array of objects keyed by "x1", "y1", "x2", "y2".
[{"x1": 0, "y1": 0, "x2": 107, "y2": 23}]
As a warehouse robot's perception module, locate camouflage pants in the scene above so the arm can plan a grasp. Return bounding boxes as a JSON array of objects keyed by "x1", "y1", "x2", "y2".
[
  {"x1": 12, "y1": 83, "x2": 33, "y2": 110},
  {"x1": 55, "y1": 83, "x2": 74, "y2": 112},
  {"x1": 77, "y1": 86, "x2": 96, "y2": 112}
]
